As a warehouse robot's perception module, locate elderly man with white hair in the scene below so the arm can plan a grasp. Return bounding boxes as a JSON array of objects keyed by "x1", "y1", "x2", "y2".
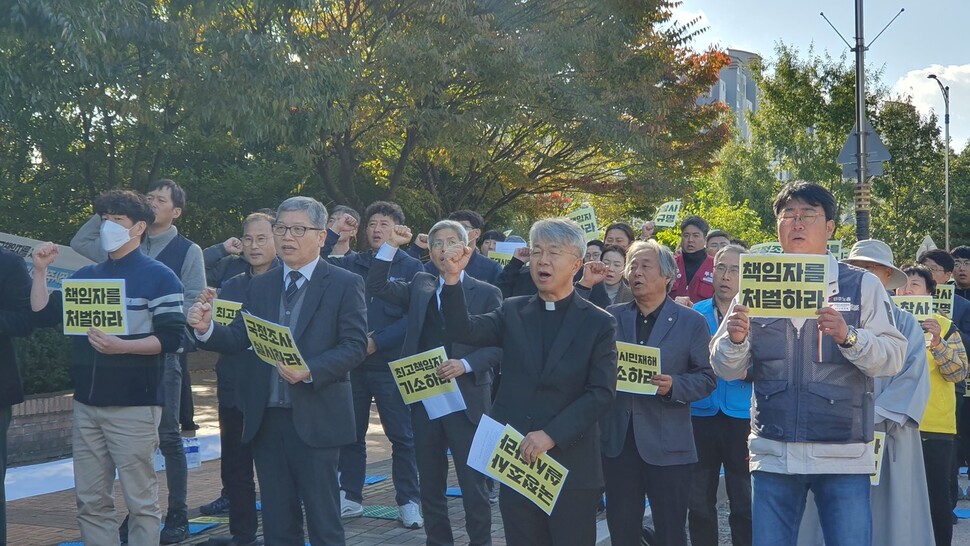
[{"x1": 438, "y1": 217, "x2": 618, "y2": 546}]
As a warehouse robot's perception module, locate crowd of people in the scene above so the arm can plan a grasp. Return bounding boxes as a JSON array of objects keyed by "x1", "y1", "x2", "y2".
[{"x1": 0, "y1": 179, "x2": 968, "y2": 546}]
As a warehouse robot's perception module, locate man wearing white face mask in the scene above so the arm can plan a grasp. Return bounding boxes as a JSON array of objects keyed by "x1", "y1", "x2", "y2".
[
  {"x1": 31, "y1": 190, "x2": 186, "y2": 546},
  {"x1": 71, "y1": 179, "x2": 205, "y2": 543}
]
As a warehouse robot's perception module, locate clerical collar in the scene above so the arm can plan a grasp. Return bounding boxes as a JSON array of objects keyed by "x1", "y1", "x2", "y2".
[{"x1": 538, "y1": 291, "x2": 575, "y2": 312}]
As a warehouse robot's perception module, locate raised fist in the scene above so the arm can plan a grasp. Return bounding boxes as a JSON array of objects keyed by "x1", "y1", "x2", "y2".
[
  {"x1": 389, "y1": 225, "x2": 413, "y2": 248},
  {"x1": 580, "y1": 260, "x2": 608, "y2": 286},
  {"x1": 331, "y1": 213, "x2": 359, "y2": 235},
  {"x1": 187, "y1": 301, "x2": 212, "y2": 335},
  {"x1": 513, "y1": 246, "x2": 531, "y2": 264},
  {"x1": 414, "y1": 233, "x2": 429, "y2": 250},
  {"x1": 31, "y1": 242, "x2": 59, "y2": 270},
  {"x1": 441, "y1": 245, "x2": 473, "y2": 280},
  {"x1": 223, "y1": 237, "x2": 243, "y2": 254},
  {"x1": 641, "y1": 221, "x2": 656, "y2": 240}
]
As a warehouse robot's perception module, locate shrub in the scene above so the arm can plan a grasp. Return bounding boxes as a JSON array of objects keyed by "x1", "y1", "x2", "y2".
[{"x1": 16, "y1": 329, "x2": 73, "y2": 395}]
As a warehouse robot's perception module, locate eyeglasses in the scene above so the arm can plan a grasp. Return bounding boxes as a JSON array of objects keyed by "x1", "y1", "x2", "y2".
[
  {"x1": 714, "y1": 264, "x2": 740, "y2": 276},
  {"x1": 530, "y1": 247, "x2": 580, "y2": 260},
  {"x1": 923, "y1": 265, "x2": 946, "y2": 273},
  {"x1": 430, "y1": 239, "x2": 463, "y2": 250},
  {"x1": 272, "y1": 224, "x2": 324, "y2": 237},
  {"x1": 776, "y1": 211, "x2": 822, "y2": 225},
  {"x1": 954, "y1": 260, "x2": 970, "y2": 269},
  {"x1": 242, "y1": 236, "x2": 270, "y2": 247}
]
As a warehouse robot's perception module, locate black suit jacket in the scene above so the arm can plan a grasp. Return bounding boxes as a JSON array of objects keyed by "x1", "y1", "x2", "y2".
[
  {"x1": 0, "y1": 249, "x2": 33, "y2": 407},
  {"x1": 367, "y1": 259, "x2": 503, "y2": 424},
  {"x1": 440, "y1": 285, "x2": 617, "y2": 489},
  {"x1": 601, "y1": 298, "x2": 715, "y2": 465},
  {"x1": 200, "y1": 259, "x2": 368, "y2": 447}
]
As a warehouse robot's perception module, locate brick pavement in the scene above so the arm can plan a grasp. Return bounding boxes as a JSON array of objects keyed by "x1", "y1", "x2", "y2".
[
  {"x1": 13, "y1": 366, "x2": 967, "y2": 545},
  {"x1": 6, "y1": 367, "x2": 515, "y2": 546}
]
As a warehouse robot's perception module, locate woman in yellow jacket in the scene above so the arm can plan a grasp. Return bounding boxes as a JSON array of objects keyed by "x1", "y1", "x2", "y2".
[{"x1": 898, "y1": 264, "x2": 969, "y2": 546}]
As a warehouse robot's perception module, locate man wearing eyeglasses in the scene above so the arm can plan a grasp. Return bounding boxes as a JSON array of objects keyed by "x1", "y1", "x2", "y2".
[
  {"x1": 688, "y1": 244, "x2": 752, "y2": 546},
  {"x1": 196, "y1": 212, "x2": 280, "y2": 545},
  {"x1": 188, "y1": 196, "x2": 368, "y2": 545},
  {"x1": 367, "y1": 219, "x2": 503, "y2": 546},
  {"x1": 319, "y1": 201, "x2": 425, "y2": 529},
  {"x1": 438, "y1": 217, "x2": 618, "y2": 545},
  {"x1": 711, "y1": 181, "x2": 906, "y2": 546}
]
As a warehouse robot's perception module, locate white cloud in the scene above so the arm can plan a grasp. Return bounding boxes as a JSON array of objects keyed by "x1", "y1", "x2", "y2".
[{"x1": 892, "y1": 64, "x2": 970, "y2": 153}]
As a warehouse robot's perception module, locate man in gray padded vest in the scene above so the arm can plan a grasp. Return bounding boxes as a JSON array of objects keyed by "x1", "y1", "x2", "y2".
[{"x1": 710, "y1": 181, "x2": 906, "y2": 546}]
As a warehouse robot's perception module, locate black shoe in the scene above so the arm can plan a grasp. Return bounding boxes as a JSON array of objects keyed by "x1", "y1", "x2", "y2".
[
  {"x1": 160, "y1": 512, "x2": 190, "y2": 544},
  {"x1": 119, "y1": 514, "x2": 129, "y2": 544},
  {"x1": 200, "y1": 494, "x2": 231, "y2": 515},
  {"x1": 205, "y1": 538, "x2": 260, "y2": 546},
  {"x1": 181, "y1": 421, "x2": 200, "y2": 432}
]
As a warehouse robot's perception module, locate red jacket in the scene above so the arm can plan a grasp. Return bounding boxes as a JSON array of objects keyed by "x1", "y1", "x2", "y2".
[{"x1": 670, "y1": 252, "x2": 714, "y2": 303}]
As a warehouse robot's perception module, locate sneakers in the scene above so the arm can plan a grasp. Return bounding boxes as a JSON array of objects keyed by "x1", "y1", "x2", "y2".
[
  {"x1": 160, "y1": 512, "x2": 190, "y2": 544},
  {"x1": 340, "y1": 490, "x2": 363, "y2": 519},
  {"x1": 200, "y1": 494, "x2": 231, "y2": 515},
  {"x1": 398, "y1": 500, "x2": 423, "y2": 529}
]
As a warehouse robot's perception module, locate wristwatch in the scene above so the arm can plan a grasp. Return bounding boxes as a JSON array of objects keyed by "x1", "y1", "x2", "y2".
[{"x1": 839, "y1": 327, "x2": 859, "y2": 349}]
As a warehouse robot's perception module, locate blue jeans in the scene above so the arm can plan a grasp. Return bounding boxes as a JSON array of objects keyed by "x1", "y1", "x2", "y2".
[
  {"x1": 158, "y1": 353, "x2": 188, "y2": 517},
  {"x1": 338, "y1": 368, "x2": 420, "y2": 506},
  {"x1": 752, "y1": 471, "x2": 870, "y2": 546},
  {"x1": 1, "y1": 404, "x2": 10, "y2": 546}
]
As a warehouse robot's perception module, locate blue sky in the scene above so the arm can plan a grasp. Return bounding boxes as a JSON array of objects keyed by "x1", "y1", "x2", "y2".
[{"x1": 678, "y1": 0, "x2": 969, "y2": 152}]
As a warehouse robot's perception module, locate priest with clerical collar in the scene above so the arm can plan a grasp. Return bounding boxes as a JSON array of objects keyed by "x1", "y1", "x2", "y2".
[{"x1": 438, "y1": 217, "x2": 618, "y2": 546}]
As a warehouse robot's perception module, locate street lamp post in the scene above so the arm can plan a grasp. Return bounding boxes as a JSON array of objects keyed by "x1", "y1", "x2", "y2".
[{"x1": 929, "y1": 74, "x2": 950, "y2": 251}]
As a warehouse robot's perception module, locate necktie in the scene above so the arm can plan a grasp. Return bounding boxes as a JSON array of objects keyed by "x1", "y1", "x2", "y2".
[{"x1": 285, "y1": 271, "x2": 303, "y2": 303}]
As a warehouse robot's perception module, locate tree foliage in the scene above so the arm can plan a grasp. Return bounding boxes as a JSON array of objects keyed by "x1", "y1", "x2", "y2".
[{"x1": 1, "y1": 0, "x2": 729, "y2": 247}]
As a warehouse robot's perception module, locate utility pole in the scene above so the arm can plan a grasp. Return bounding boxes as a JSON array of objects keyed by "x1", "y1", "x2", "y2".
[
  {"x1": 929, "y1": 74, "x2": 951, "y2": 250},
  {"x1": 853, "y1": 0, "x2": 870, "y2": 241},
  {"x1": 823, "y1": 4, "x2": 903, "y2": 242}
]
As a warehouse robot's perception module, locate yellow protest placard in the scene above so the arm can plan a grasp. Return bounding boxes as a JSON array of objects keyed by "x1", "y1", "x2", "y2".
[
  {"x1": 870, "y1": 430, "x2": 887, "y2": 486},
  {"x1": 61, "y1": 279, "x2": 128, "y2": 335},
  {"x1": 489, "y1": 252, "x2": 514, "y2": 268},
  {"x1": 738, "y1": 254, "x2": 828, "y2": 318},
  {"x1": 615, "y1": 342, "x2": 661, "y2": 395},
  {"x1": 213, "y1": 299, "x2": 243, "y2": 326},
  {"x1": 891, "y1": 296, "x2": 933, "y2": 321},
  {"x1": 566, "y1": 205, "x2": 598, "y2": 241},
  {"x1": 388, "y1": 346, "x2": 456, "y2": 404},
  {"x1": 749, "y1": 241, "x2": 784, "y2": 254},
  {"x1": 242, "y1": 312, "x2": 309, "y2": 371},
  {"x1": 653, "y1": 200, "x2": 682, "y2": 228},
  {"x1": 933, "y1": 285, "x2": 954, "y2": 318},
  {"x1": 486, "y1": 425, "x2": 569, "y2": 515}
]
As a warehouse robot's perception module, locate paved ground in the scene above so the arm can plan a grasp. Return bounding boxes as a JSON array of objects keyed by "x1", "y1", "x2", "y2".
[
  {"x1": 5, "y1": 367, "x2": 516, "y2": 545},
  {"x1": 7, "y1": 365, "x2": 970, "y2": 545}
]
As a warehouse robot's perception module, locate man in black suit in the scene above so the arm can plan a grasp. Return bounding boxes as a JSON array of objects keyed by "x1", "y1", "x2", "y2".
[
  {"x1": 368, "y1": 219, "x2": 503, "y2": 545},
  {"x1": 598, "y1": 240, "x2": 716, "y2": 546},
  {"x1": 438, "y1": 218, "x2": 617, "y2": 546},
  {"x1": 0, "y1": 247, "x2": 33, "y2": 546},
  {"x1": 188, "y1": 196, "x2": 368, "y2": 546}
]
